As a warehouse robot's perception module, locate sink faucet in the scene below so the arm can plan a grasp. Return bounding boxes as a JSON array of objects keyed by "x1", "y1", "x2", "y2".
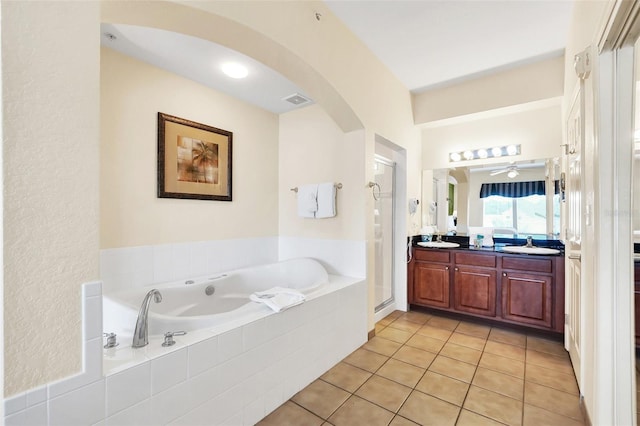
[
  {"x1": 436, "y1": 233, "x2": 443, "y2": 243},
  {"x1": 526, "y1": 236, "x2": 533, "y2": 248},
  {"x1": 132, "y1": 289, "x2": 162, "y2": 348}
]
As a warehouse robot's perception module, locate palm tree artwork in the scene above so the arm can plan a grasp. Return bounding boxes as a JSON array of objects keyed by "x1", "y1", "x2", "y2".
[{"x1": 177, "y1": 136, "x2": 219, "y2": 184}]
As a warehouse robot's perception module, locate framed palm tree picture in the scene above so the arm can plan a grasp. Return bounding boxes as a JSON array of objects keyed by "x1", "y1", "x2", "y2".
[{"x1": 158, "y1": 112, "x2": 232, "y2": 201}]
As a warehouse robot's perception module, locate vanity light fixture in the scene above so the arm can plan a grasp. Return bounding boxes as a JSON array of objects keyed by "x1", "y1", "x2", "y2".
[
  {"x1": 449, "y1": 144, "x2": 521, "y2": 163},
  {"x1": 221, "y1": 62, "x2": 249, "y2": 79}
]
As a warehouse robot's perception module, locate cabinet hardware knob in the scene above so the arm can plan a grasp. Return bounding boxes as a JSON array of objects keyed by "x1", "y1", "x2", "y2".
[
  {"x1": 445, "y1": 266, "x2": 449, "y2": 270},
  {"x1": 503, "y1": 273, "x2": 507, "y2": 277},
  {"x1": 454, "y1": 267, "x2": 458, "y2": 271}
]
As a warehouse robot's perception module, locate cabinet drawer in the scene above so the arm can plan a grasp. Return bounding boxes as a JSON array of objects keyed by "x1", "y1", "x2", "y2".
[
  {"x1": 415, "y1": 249, "x2": 450, "y2": 263},
  {"x1": 455, "y1": 252, "x2": 496, "y2": 268},
  {"x1": 502, "y1": 256, "x2": 552, "y2": 273}
]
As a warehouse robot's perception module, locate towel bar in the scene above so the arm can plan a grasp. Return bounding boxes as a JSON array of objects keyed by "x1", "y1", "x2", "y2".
[{"x1": 290, "y1": 183, "x2": 342, "y2": 193}]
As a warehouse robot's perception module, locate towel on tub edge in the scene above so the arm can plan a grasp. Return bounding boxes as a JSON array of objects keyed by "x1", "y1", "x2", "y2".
[{"x1": 250, "y1": 287, "x2": 306, "y2": 313}]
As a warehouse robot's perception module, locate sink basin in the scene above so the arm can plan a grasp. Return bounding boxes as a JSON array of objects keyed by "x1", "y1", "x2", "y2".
[
  {"x1": 502, "y1": 246, "x2": 560, "y2": 255},
  {"x1": 418, "y1": 241, "x2": 460, "y2": 249}
]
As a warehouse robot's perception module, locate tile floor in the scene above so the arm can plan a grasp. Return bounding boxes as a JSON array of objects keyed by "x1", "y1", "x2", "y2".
[{"x1": 259, "y1": 310, "x2": 584, "y2": 426}]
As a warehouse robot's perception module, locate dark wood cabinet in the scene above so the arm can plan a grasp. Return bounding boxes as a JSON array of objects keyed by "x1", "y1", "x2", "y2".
[
  {"x1": 414, "y1": 262, "x2": 450, "y2": 308},
  {"x1": 452, "y1": 252, "x2": 498, "y2": 317},
  {"x1": 409, "y1": 246, "x2": 565, "y2": 333},
  {"x1": 501, "y1": 271, "x2": 553, "y2": 328},
  {"x1": 410, "y1": 249, "x2": 451, "y2": 308}
]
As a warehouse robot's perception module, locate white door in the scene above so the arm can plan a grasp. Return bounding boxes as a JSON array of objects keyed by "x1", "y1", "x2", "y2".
[{"x1": 565, "y1": 81, "x2": 584, "y2": 388}]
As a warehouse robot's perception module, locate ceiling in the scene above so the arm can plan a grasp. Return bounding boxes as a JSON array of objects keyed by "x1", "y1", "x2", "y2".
[
  {"x1": 101, "y1": 1, "x2": 574, "y2": 113},
  {"x1": 325, "y1": 0, "x2": 574, "y2": 92},
  {"x1": 100, "y1": 23, "x2": 313, "y2": 114}
]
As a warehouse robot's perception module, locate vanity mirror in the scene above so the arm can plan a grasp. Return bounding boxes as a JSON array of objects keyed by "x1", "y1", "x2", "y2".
[{"x1": 422, "y1": 157, "x2": 561, "y2": 237}]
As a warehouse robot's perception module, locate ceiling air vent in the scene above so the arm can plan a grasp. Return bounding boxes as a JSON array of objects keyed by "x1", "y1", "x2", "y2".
[{"x1": 282, "y1": 93, "x2": 313, "y2": 107}]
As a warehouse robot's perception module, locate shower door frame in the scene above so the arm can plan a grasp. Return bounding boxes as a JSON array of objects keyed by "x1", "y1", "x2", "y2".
[{"x1": 374, "y1": 154, "x2": 396, "y2": 312}]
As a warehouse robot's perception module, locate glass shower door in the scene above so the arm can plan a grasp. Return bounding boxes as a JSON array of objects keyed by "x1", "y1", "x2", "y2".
[{"x1": 374, "y1": 156, "x2": 395, "y2": 311}]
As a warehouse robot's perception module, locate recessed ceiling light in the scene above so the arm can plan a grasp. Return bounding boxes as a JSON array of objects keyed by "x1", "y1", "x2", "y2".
[{"x1": 221, "y1": 62, "x2": 248, "y2": 79}]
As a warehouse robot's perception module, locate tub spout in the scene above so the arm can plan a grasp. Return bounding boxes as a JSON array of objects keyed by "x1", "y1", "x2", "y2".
[{"x1": 132, "y1": 289, "x2": 162, "y2": 348}]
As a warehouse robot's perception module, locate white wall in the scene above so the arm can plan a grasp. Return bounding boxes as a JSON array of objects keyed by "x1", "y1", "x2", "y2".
[
  {"x1": 422, "y1": 103, "x2": 563, "y2": 170},
  {"x1": 278, "y1": 105, "x2": 365, "y2": 241},
  {"x1": 101, "y1": 48, "x2": 279, "y2": 249},
  {"x1": 413, "y1": 54, "x2": 565, "y2": 124},
  {"x1": 2, "y1": 1, "x2": 100, "y2": 396}
]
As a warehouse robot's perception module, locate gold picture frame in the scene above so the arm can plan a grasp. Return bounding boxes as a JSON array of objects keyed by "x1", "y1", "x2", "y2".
[{"x1": 158, "y1": 112, "x2": 232, "y2": 201}]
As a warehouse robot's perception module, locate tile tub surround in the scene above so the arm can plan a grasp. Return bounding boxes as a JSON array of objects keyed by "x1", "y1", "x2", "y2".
[
  {"x1": 100, "y1": 237, "x2": 366, "y2": 295},
  {"x1": 4, "y1": 278, "x2": 367, "y2": 425}
]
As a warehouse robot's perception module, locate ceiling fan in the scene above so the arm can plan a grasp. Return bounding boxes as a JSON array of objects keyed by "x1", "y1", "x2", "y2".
[{"x1": 490, "y1": 164, "x2": 520, "y2": 178}]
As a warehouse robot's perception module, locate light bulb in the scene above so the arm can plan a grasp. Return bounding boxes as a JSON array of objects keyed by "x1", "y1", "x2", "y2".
[
  {"x1": 477, "y1": 149, "x2": 488, "y2": 159},
  {"x1": 492, "y1": 147, "x2": 503, "y2": 157},
  {"x1": 463, "y1": 150, "x2": 474, "y2": 160},
  {"x1": 450, "y1": 152, "x2": 461, "y2": 162},
  {"x1": 221, "y1": 62, "x2": 248, "y2": 79},
  {"x1": 506, "y1": 145, "x2": 518, "y2": 156}
]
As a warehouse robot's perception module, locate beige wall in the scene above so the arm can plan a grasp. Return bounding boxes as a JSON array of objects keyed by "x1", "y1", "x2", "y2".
[
  {"x1": 101, "y1": 48, "x2": 279, "y2": 248},
  {"x1": 421, "y1": 103, "x2": 563, "y2": 170},
  {"x1": 279, "y1": 105, "x2": 365, "y2": 240},
  {"x1": 413, "y1": 55, "x2": 565, "y2": 125},
  {"x1": 3, "y1": 1, "x2": 100, "y2": 395}
]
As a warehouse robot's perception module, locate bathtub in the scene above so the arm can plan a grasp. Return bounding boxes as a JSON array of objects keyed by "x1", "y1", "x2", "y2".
[{"x1": 103, "y1": 257, "x2": 330, "y2": 344}]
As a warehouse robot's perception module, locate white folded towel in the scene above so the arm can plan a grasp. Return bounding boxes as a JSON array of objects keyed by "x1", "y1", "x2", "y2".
[
  {"x1": 297, "y1": 184, "x2": 318, "y2": 218},
  {"x1": 316, "y1": 182, "x2": 336, "y2": 218},
  {"x1": 250, "y1": 287, "x2": 306, "y2": 313}
]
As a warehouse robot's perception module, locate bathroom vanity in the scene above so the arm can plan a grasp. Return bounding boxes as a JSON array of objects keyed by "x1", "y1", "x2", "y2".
[{"x1": 408, "y1": 240, "x2": 565, "y2": 334}]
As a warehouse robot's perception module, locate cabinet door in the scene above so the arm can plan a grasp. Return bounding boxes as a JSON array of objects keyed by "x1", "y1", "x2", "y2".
[
  {"x1": 454, "y1": 267, "x2": 496, "y2": 317},
  {"x1": 502, "y1": 271, "x2": 552, "y2": 328},
  {"x1": 413, "y1": 262, "x2": 450, "y2": 308}
]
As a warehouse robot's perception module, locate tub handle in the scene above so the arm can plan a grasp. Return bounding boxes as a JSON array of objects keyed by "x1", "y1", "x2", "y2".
[{"x1": 162, "y1": 331, "x2": 187, "y2": 347}]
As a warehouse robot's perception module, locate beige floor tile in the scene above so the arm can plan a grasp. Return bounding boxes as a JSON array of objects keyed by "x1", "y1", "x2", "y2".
[
  {"x1": 362, "y1": 336, "x2": 403, "y2": 357},
  {"x1": 525, "y1": 349, "x2": 573, "y2": 375},
  {"x1": 483, "y1": 340, "x2": 526, "y2": 362},
  {"x1": 401, "y1": 311, "x2": 432, "y2": 325},
  {"x1": 440, "y1": 342, "x2": 483, "y2": 365},
  {"x1": 417, "y1": 324, "x2": 454, "y2": 341},
  {"x1": 320, "y1": 362, "x2": 372, "y2": 393},
  {"x1": 374, "y1": 323, "x2": 386, "y2": 334},
  {"x1": 376, "y1": 358, "x2": 426, "y2": 388},
  {"x1": 389, "y1": 415, "x2": 420, "y2": 426},
  {"x1": 343, "y1": 348, "x2": 388, "y2": 373},
  {"x1": 388, "y1": 319, "x2": 422, "y2": 333},
  {"x1": 479, "y1": 352, "x2": 525, "y2": 379},
  {"x1": 463, "y1": 386, "x2": 523, "y2": 426},
  {"x1": 523, "y1": 403, "x2": 584, "y2": 426},
  {"x1": 378, "y1": 317, "x2": 393, "y2": 327},
  {"x1": 526, "y1": 336, "x2": 567, "y2": 357},
  {"x1": 524, "y1": 382, "x2": 583, "y2": 421},
  {"x1": 456, "y1": 321, "x2": 491, "y2": 339},
  {"x1": 328, "y1": 395, "x2": 395, "y2": 426},
  {"x1": 448, "y1": 332, "x2": 487, "y2": 351},
  {"x1": 291, "y1": 379, "x2": 350, "y2": 419},
  {"x1": 406, "y1": 333, "x2": 446, "y2": 353},
  {"x1": 472, "y1": 367, "x2": 524, "y2": 401},
  {"x1": 488, "y1": 328, "x2": 527, "y2": 348},
  {"x1": 525, "y1": 363, "x2": 579, "y2": 395},
  {"x1": 456, "y1": 409, "x2": 506, "y2": 426},
  {"x1": 399, "y1": 390, "x2": 461, "y2": 426},
  {"x1": 428, "y1": 316, "x2": 460, "y2": 331},
  {"x1": 377, "y1": 327, "x2": 414, "y2": 344},
  {"x1": 392, "y1": 345, "x2": 437, "y2": 369},
  {"x1": 257, "y1": 401, "x2": 324, "y2": 426},
  {"x1": 429, "y1": 355, "x2": 477, "y2": 383},
  {"x1": 415, "y1": 370, "x2": 469, "y2": 406},
  {"x1": 355, "y1": 375, "x2": 412, "y2": 413}
]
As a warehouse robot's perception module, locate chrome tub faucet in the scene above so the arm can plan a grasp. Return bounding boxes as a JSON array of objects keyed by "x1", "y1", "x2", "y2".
[{"x1": 132, "y1": 289, "x2": 162, "y2": 348}]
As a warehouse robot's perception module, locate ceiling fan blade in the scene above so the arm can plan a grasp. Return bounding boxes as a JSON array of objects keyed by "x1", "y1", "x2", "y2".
[{"x1": 490, "y1": 169, "x2": 508, "y2": 176}]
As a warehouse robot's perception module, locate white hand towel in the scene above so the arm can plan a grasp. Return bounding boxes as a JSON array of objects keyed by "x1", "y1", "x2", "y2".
[
  {"x1": 297, "y1": 184, "x2": 318, "y2": 218},
  {"x1": 316, "y1": 182, "x2": 336, "y2": 218},
  {"x1": 250, "y1": 287, "x2": 306, "y2": 313}
]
